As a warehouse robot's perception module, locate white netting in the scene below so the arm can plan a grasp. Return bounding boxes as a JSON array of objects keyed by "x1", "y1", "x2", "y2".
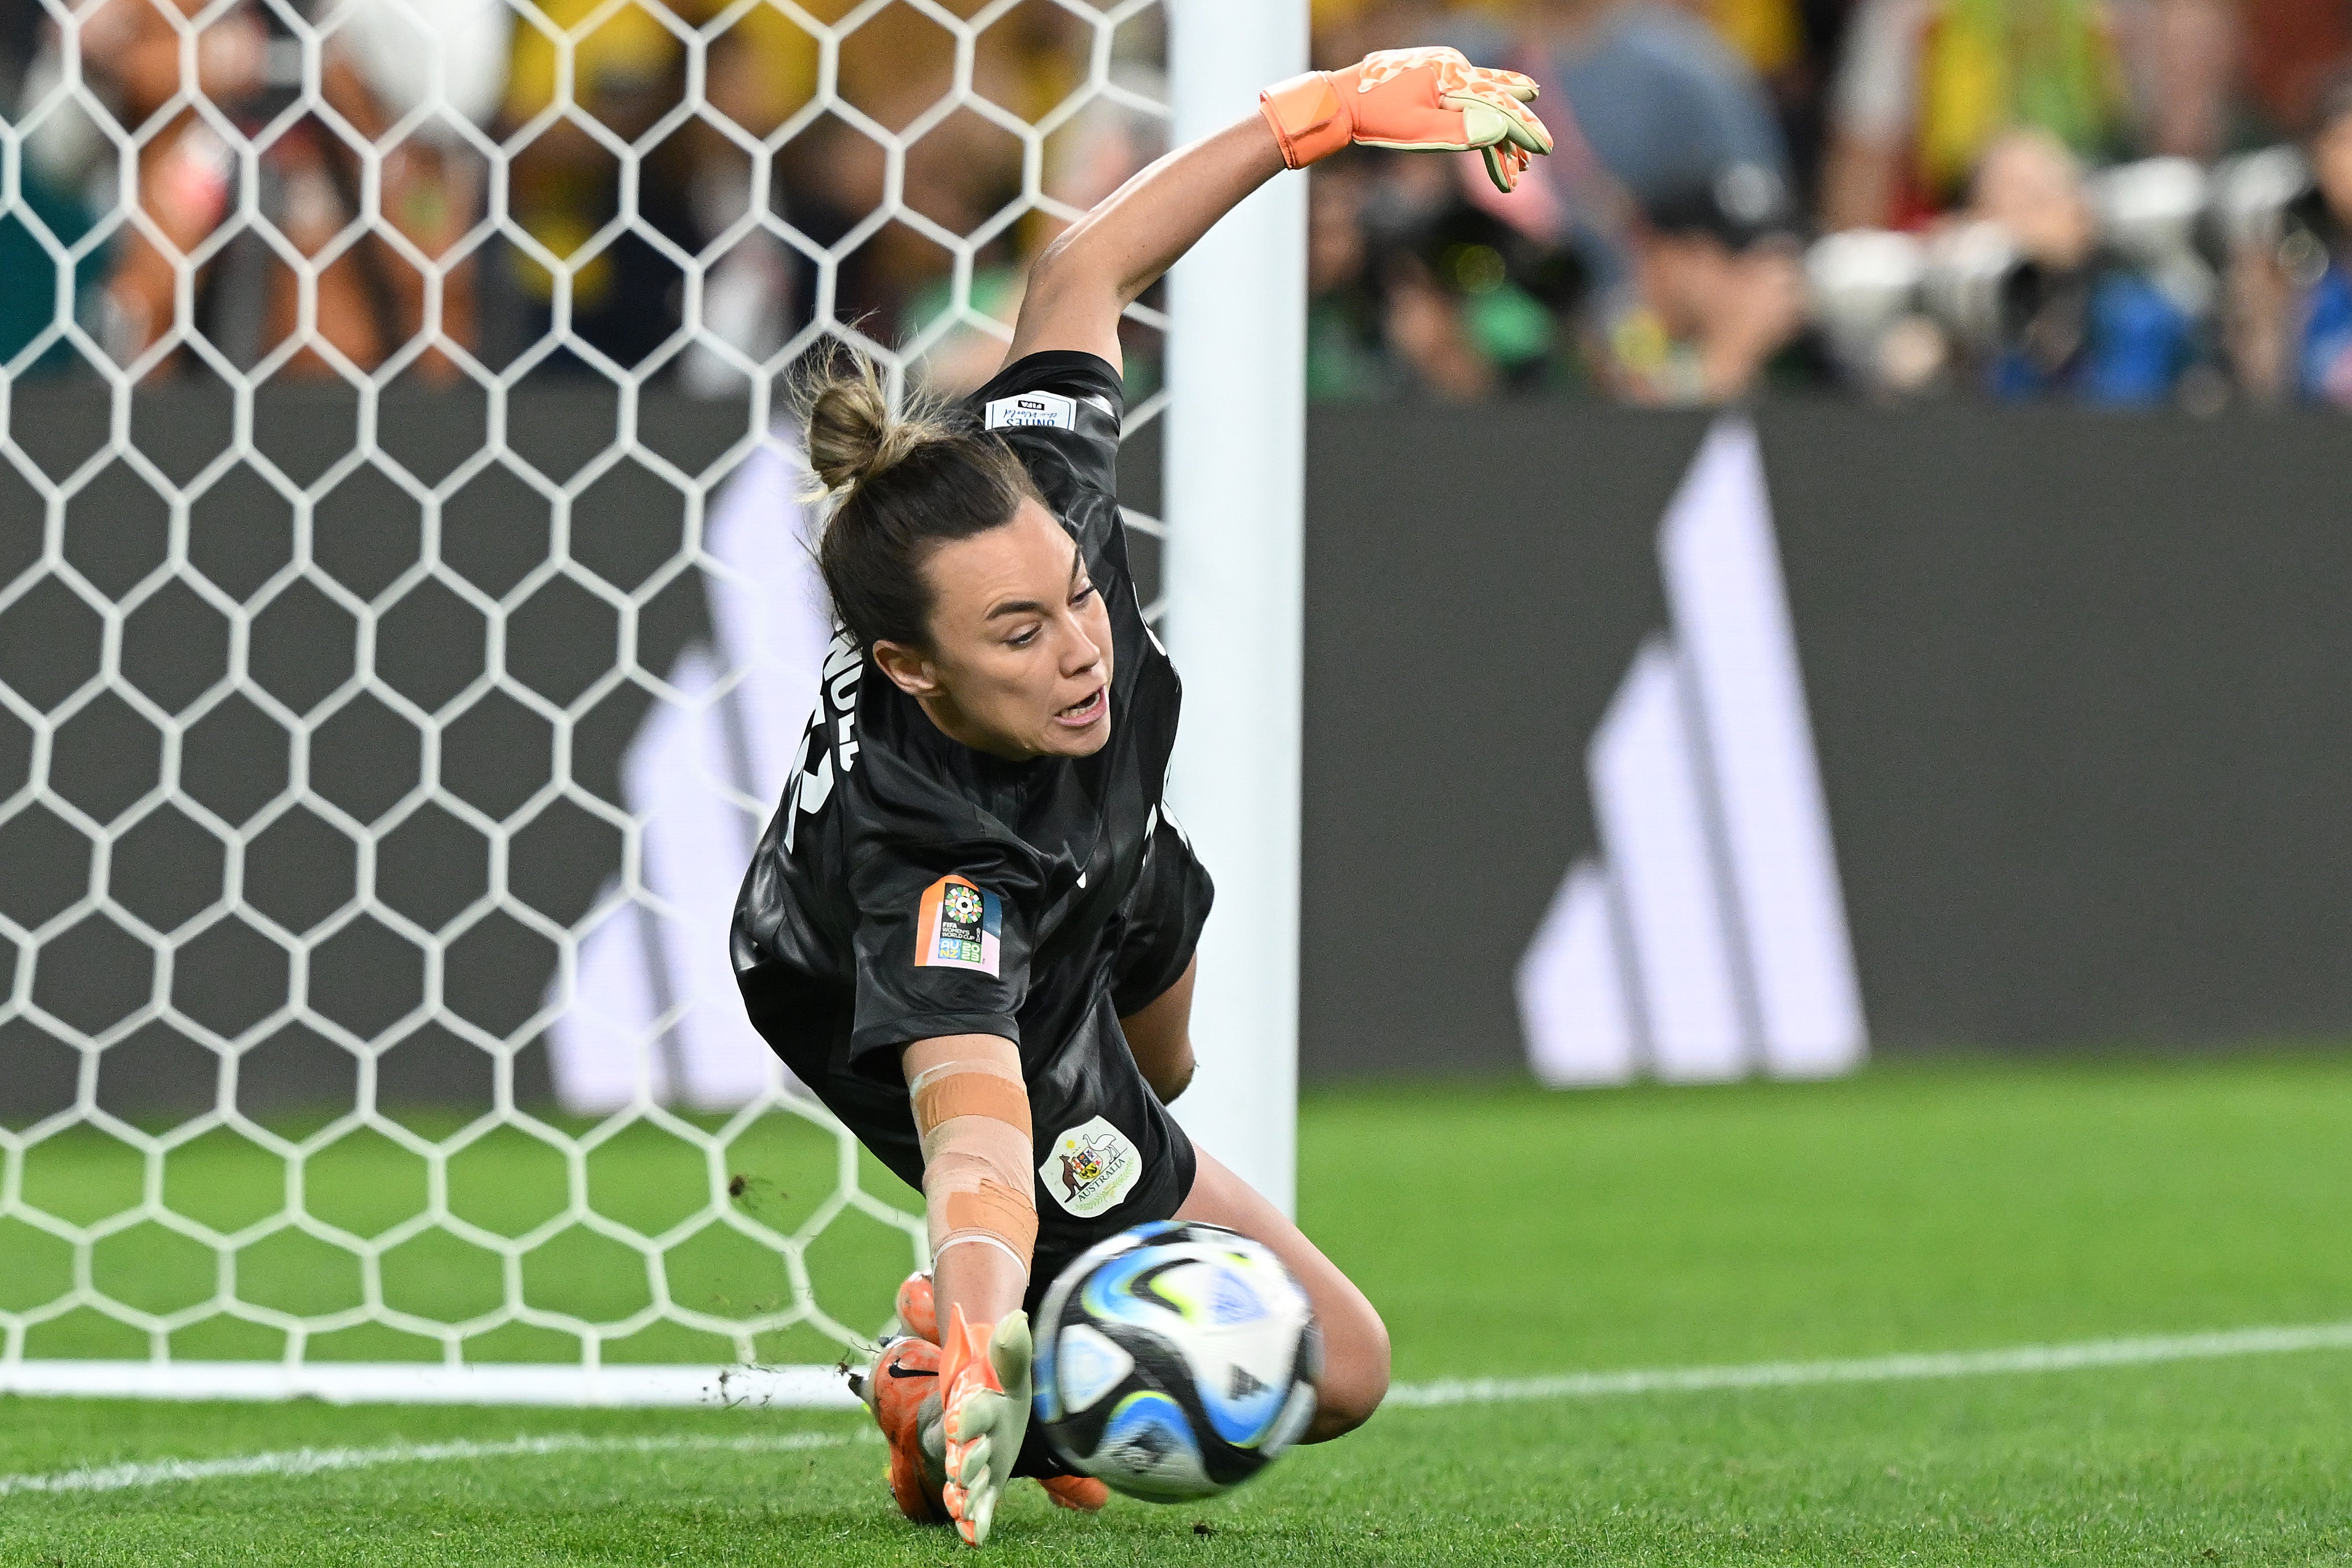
[{"x1": 0, "y1": 0, "x2": 1171, "y2": 1383}]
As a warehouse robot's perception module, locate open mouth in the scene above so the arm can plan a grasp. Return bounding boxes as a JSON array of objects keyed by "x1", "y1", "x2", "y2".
[{"x1": 1055, "y1": 685, "x2": 1108, "y2": 727}]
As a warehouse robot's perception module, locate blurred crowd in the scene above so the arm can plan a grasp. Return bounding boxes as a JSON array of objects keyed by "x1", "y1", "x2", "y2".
[
  {"x1": 1319, "y1": 0, "x2": 2352, "y2": 407},
  {"x1": 0, "y1": 0, "x2": 1150, "y2": 395},
  {"x1": 3, "y1": 0, "x2": 2351, "y2": 408}
]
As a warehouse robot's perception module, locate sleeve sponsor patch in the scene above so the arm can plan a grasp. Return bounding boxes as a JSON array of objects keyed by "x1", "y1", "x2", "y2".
[
  {"x1": 915, "y1": 875, "x2": 1003, "y2": 975},
  {"x1": 984, "y1": 391, "x2": 1077, "y2": 432}
]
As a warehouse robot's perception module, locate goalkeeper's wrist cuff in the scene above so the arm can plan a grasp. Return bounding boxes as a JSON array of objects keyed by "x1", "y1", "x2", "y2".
[{"x1": 1259, "y1": 70, "x2": 1351, "y2": 170}]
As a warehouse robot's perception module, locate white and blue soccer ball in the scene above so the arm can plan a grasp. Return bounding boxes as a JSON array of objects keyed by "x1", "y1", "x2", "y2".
[{"x1": 1031, "y1": 1220, "x2": 1322, "y2": 1501}]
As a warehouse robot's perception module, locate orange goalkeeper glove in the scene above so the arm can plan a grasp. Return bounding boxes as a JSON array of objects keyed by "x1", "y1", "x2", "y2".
[
  {"x1": 1259, "y1": 45, "x2": 1553, "y2": 194},
  {"x1": 938, "y1": 1305, "x2": 1032, "y2": 1548}
]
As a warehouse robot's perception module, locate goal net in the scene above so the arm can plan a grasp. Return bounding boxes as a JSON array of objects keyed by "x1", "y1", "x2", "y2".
[{"x1": 0, "y1": 0, "x2": 1202, "y2": 1405}]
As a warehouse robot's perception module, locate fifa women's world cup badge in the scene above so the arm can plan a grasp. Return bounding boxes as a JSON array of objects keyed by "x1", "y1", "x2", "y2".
[
  {"x1": 1040, "y1": 1115, "x2": 1140, "y2": 1218},
  {"x1": 914, "y1": 874, "x2": 1002, "y2": 975}
]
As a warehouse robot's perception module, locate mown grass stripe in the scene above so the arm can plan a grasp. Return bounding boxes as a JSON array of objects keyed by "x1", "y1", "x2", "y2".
[
  {"x1": 1387, "y1": 1322, "x2": 2352, "y2": 1407},
  {"x1": 0, "y1": 1431, "x2": 850, "y2": 1497}
]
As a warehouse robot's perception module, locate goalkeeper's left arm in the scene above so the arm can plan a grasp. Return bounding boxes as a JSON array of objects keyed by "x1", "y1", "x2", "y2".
[{"x1": 1004, "y1": 44, "x2": 1552, "y2": 373}]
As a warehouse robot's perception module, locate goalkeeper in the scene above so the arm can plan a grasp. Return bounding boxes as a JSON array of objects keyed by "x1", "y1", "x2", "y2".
[{"x1": 733, "y1": 47, "x2": 1550, "y2": 1546}]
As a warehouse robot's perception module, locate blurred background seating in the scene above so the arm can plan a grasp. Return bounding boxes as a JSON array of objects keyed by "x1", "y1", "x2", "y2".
[{"x1": 4, "y1": 0, "x2": 2350, "y2": 407}]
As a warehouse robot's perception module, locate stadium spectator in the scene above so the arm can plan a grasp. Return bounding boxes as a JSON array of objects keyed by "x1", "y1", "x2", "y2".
[
  {"x1": 2103, "y1": 0, "x2": 2241, "y2": 165},
  {"x1": 1598, "y1": 161, "x2": 1815, "y2": 402},
  {"x1": 1309, "y1": 152, "x2": 1505, "y2": 400},
  {"x1": 1299, "y1": 0, "x2": 1805, "y2": 402},
  {"x1": 905, "y1": 58, "x2": 1173, "y2": 398},
  {"x1": 24, "y1": 0, "x2": 266, "y2": 371},
  {"x1": 1969, "y1": 127, "x2": 2196, "y2": 403},
  {"x1": 280, "y1": 0, "x2": 507, "y2": 379},
  {"x1": 5, "y1": 0, "x2": 502, "y2": 379},
  {"x1": 498, "y1": 2, "x2": 1086, "y2": 382},
  {"x1": 671, "y1": 16, "x2": 815, "y2": 398},
  {"x1": 1300, "y1": 141, "x2": 1598, "y2": 402},
  {"x1": 2226, "y1": 75, "x2": 2352, "y2": 405},
  {"x1": 1528, "y1": 0, "x2": 1794, "y2": 214},
  {"x1": 1672, "y1": 0, "x2": 1860, "y2": 207},
  {"x1": 2290, "y1": 78, "x2": 2352, "y2": 404},
  {"x1": 18, "y1": 0, "x2": 2348, "y2": 409},
  {"x1": 1, "y1": 0, "x2": 111, "y2": 370},
  {"x1": 1821, "y1": 0, "x2": 2136, "y2": 232},
  {"x1": 1306, "y1": 164, "x2": 1405, "y2": 399},
  {"x1": 498, "y1": 0, "x2": 756, "y2": 372}
]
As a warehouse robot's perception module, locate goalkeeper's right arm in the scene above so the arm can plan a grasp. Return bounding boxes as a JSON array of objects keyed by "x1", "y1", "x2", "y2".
[
  {"x1": 1004, "y1": 112, "x2": 1286, "y2": 374},
  {"x1": 901, "y1": 1033, "x2": 1036, "y2": 1548}
]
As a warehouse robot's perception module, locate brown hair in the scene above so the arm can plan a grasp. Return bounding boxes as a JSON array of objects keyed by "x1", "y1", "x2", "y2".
[{"x1": 797, "y1": 354, "x2": 1039, "y2": 651}]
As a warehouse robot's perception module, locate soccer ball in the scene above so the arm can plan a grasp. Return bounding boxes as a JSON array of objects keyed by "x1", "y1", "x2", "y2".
[{"x1": 1031, "y1": 1220, "x2": 1322, "y2": 1501}]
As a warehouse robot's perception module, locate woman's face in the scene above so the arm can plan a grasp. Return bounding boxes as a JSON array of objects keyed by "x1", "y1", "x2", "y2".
[{"x1": 874, "y1": 499, "x2": 1116, "y2": 761}]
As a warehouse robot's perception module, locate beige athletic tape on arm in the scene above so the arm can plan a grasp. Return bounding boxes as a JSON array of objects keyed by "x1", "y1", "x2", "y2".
[{"x1": 910, "y1": 1058, "x2": 1037, "y2": 1272}]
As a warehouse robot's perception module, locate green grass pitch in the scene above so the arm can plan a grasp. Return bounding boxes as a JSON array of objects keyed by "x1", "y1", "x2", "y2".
[{"x1": 7, "y1": 1053, "x2": 2352, "y2": 1565}]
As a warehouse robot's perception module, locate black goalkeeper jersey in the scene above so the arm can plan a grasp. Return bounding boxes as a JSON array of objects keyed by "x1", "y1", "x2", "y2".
[{"x1": 732, "y1": 350, "x2": 1203, "y2": 1283}]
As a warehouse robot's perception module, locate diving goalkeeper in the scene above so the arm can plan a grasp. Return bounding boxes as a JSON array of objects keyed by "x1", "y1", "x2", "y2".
[{"x1": 732, "y1": 47, "x2": 1551, "y2": 1546}]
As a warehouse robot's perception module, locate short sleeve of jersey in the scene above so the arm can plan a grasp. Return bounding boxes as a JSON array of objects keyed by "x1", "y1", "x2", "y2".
[
  {"x1": 965, "y1": 351, "x2": 1125, "y2": 533},
  {"x1": 846, "y1": 844, "x2": 1038, "y2": 1062}
]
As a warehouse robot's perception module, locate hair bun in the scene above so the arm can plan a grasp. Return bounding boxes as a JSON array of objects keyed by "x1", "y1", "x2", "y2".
[
  {"x1": 800, "y1": 356, "x2": 963, "y2": 497},
  {"x1": 804, "y1": 366, "x2": 895, "y2": 494}
]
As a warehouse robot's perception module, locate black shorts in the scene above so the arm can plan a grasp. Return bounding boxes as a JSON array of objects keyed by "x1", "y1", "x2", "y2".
[
  {"x1": 1019, "y1": 817, "x2": 1208, "y2": 1323},
  {"x1": 1107, "y1": 813, "x2": 1214, "y2": 1019}
]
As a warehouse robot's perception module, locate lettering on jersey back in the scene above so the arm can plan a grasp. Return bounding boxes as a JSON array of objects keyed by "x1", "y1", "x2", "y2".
[
  {"x1": 823, "y1": 634, "x2": 862, "y2": 774},
  {"x1": 780, "y1": 719, "x2": 830, "y2": 854},
  {"x1": 784, "y1": 633, "x2": 862, "y2": 853}
]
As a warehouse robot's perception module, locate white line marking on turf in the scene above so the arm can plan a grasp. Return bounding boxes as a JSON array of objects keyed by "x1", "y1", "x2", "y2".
[
  {"x1": 0, "y1": 1431, "x2": 852, "y2": 1498},
  {"x1": 1387, "y1": 1322, "x2": 2352, "y2": 1408},
  {"x1": 14, "y1": 1323, "x2": 2352, "y2": 1496},
  {"x1": 0, "y1": 1359, "x2": 862, "y2": 1408}
]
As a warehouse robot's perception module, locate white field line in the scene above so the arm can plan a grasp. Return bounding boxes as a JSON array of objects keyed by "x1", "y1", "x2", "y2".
[
  {"x1": 1386, "y1": 1321, "x2": 2352, "y2": 1408},
  {"x1": 10, "y1": 1322, "x2": 2352, "y2": 1497},
  {"x1": 0, "y1": 1431, "x2": 853, "y2": 1498},
  {"x1": 0, "y1": 1360, "x2": 863, "y2": 1408}
]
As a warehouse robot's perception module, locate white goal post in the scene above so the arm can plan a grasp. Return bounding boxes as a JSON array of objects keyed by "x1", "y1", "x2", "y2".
[
  {"x1": 0, "y1": 0, "x2": 1306, "y2": 1407},
  {"x1": 1162, "y1": 0, "x2": 1307, "y2": 1222}
]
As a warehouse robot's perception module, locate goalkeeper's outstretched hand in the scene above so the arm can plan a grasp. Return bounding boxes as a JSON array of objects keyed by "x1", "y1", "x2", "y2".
[
  {"x1": 1259, "y1": 46, "x2": 1553, "y2": 193},
  {"x1": 938, "y1": 1306, "x2": 1033, "y2": 1548}
]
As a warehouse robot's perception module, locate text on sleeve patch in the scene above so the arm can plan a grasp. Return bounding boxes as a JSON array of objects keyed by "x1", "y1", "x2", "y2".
[
  {"x1": 914, "y1": 875, "x2": 1003, "y2": 975},
  {"x1": 984, "y1": 391, "x2": 1077, "y2": 432}
]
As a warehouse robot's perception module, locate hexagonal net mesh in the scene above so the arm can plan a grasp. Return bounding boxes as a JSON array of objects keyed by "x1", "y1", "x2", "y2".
[{"x1": 0, "y1": 0, "x2": 1175, "y2": 1398}]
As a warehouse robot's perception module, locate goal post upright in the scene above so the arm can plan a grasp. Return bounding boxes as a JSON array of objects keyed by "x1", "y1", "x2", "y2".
[{"x1": 1162, "y1": 1, "x2": 1311, "y2": 1219}]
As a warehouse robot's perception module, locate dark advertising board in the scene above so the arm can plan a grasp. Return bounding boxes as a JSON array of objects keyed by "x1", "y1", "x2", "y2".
[
  {"x1": 1305, "y1": 403, "x2": 2352, "y2": 1077},
  {"x1": 5, "y1": 387, "x2": 2351, "y2": 1118}
]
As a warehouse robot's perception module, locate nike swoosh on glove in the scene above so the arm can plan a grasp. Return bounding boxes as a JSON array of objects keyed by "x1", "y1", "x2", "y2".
[
  {"x1": 938, "y1": 1305, "x2": 1032, "y2": 1548},
  {"x1": 1259, "y1": 45, "x2": 1554, "y2": 193}
]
